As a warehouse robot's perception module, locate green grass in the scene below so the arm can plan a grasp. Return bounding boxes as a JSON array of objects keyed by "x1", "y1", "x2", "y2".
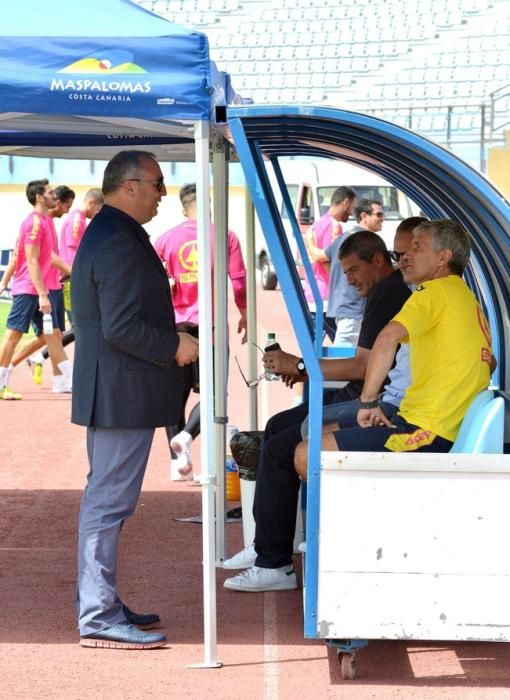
[{"x1": 0, "y1": 299, "x2": 11, "y2": 342}]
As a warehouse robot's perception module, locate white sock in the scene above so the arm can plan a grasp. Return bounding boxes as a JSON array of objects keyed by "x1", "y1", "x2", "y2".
[
  {"x1": 52, "y1": 374, "x2": 72, "y2": 393},
  {"x1": 170, "y1": 431, "x2": 193, "y2": 475},
  {"x1": 31, "y1": 351, "x2": 44, "y2": 364},
  {"x1": 0, "y1": 366, "x2": 8, "y2": 388},
  {"x1": 58, "y1": 360, "x2": 73, "y2": 379}
]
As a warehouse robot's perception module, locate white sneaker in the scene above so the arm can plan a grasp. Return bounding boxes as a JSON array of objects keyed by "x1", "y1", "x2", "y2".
[
  {"x1": 52, "y1": 374, "x2": 72, "y2": 393},
  {"x1": 170, "y1": 458, "x2": 193, "y2": 482},
  {"x1": 170, "y1": 431, "x2": 192, "y2": 476},
  {"x1": 224, "y1": 565, "x2": 297, "y2": 592},
  {"x1": 223, "y1": 543, "x2": 256, "y2": 570}
]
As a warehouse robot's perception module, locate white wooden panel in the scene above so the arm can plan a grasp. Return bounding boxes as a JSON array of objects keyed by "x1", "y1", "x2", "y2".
[
  {"x1": 316, "y1": 451, "x2": 510, "y2": 642},
  {"x1": 318, "y1": 573, "x2": 510, "y2": 641}
]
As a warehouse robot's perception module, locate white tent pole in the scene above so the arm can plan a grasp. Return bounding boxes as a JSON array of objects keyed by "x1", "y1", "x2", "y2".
[
  {"x1": 189, "y1": 119, "x2": 221, "y2": 669},
  {"x1": 212, "y1": 136, "x2": 228, "y2": 564},
  {"x1": 245, "y1": 192, "x2": 259, "y2": 431}
]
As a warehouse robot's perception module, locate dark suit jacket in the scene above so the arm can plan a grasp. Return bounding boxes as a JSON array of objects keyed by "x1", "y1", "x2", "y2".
[{"x1": 70, "y1": 204, "x2": 183, "y2": 428}]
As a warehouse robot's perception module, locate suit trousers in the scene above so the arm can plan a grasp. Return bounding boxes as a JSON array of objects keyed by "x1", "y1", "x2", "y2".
[{"x1": 77, "y1": 426, "x2": 155, "y2": 635}]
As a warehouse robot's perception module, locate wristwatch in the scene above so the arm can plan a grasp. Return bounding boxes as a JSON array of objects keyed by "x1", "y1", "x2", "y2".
[
  {"x1": 358, "y1": 398, "x2": 379, "y2": 409},
  {"x1": 296, "y1": 358, "x2": 306, "y2": 375}
]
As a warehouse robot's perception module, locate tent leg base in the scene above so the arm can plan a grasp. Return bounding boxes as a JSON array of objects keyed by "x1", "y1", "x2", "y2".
[{"x1": 187, "y1": 661, "x2": 223, "y2": 669}]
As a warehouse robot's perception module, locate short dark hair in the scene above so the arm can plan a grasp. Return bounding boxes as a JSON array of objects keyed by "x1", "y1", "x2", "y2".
[
  {"x1": 102, "y1": 150, "x2": 157, "y2": 196},
  {"x1": 396, "y1": 216, "x2": 427, "y2": 234},
  {"x1": 339, "y1": 230, "x2": 392, "y2": 266},
  {"x1": 355, "y1": 199, "x2": 382, "y2": 221},
  {"x1": 53, "y1": 185, "x2": 75, "y2": 203},
  {"x1": 179, "y1": 183, "x2": 196, "y2": 208},
  {"x1": 26, "y1": 179, "x2": 49, "y2": 206},
  {"x1": 330, "y1": 186, "x2": 356, "y2": 205},
  {"x1": 414, "y1": 219, "x2": 470, "y2": 276}
]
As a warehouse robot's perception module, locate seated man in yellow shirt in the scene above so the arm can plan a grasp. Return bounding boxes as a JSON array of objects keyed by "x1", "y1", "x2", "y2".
[{"x1": 319, "y1": 219, "x2": 495, "y2": 454}]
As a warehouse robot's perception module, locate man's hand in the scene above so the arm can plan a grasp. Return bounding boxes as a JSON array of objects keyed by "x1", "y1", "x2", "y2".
[
  {"x1": 263, "y1": 349, "x2": 300, "y2": 376},
  {"x1": 357, "y1": 405, "x2": 395, "y2": 428},
  {"x1": 237, "y1": 313, "x2": 247, "y2": 344},
  {"x1": 281, "y1": 373, "x2": 305, "y2": 388},
  {"x1": 39, "y1": 294, "x2": 51, "y2": 314},
  {"x1": 175, "y1": 332, "x2": 199, "y2": 367}
]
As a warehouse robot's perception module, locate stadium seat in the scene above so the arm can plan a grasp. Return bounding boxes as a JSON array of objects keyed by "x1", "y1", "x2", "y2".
[{"x1": 450, "y1": 390, "x2": 505, "y2": 454}]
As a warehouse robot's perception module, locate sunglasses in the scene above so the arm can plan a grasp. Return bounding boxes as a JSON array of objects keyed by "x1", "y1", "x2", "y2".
[
  {"x1": 371, "y1": 211, "x2": 385, "y2": 218},
  {"x1": 123, "y1": 176, "x2": 165, "y2": 192},
  {"x1": 234, "y1": 342, "x2": 266, "y2": 388},
  {"x1": 389, "y1": 250, "x2": 405, "y2": 263}
]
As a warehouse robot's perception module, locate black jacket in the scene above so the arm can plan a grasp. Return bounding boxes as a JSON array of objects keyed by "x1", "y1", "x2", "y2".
[{"x1": 71, "y1": 204, "x2": 183, "y2": 428}]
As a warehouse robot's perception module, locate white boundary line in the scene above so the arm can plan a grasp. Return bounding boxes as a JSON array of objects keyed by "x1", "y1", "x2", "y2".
[{"x1": 263, "y1": 592, "x2": 279, "y2": 700}]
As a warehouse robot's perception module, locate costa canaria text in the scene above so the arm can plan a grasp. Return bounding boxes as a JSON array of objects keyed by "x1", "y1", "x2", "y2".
[{"x1": 50, "y1": 78, "x2": 151, "y2": 94}]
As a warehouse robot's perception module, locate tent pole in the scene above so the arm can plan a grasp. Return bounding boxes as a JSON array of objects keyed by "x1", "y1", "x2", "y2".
[
  {"x1": 245, "y1": 192, "x2": 259, "y2": 431},
  {"x1": 188, "y1": 120, "x2": 221, "y2": 669},
  {"x1": 212, "y1": 135, "x2": 228, "y2": 564}
]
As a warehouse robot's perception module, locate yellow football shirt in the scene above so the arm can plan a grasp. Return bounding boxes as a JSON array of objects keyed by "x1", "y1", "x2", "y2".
[{"x1": 391, "y1": 275, "x2": 492, "y2": 443}]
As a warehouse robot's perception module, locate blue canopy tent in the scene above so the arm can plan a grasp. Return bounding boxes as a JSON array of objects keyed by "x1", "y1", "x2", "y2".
[
  {"x1": 228, "y1": 104, "x2": 510, "y2": 642},
  {"x1": 0, "y1": 0, "x2": 242, "y2": 668}
]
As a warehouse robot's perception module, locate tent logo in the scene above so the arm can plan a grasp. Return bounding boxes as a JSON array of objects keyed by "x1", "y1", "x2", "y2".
[
  {"x1": 58, "y1": 50, "x2": 147, "y2": 74},
  {"x1": 50, "y1": 49, "x2": 151, "y2": 102}
]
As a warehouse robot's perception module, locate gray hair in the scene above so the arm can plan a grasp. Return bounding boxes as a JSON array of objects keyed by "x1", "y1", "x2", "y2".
[
  {"x1": 84, "y1": 187, "x2": 104, "y2": 204},
  {"x1": 414, "y1": 219, "x2": 470, "y2": 275},
  {"x1": 102, "y1": 150, "x2": 157, "y2": 196}
]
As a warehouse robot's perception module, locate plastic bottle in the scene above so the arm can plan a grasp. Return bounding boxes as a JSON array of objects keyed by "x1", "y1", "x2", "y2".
[
  {"x1": 42, "y1": 313, "x2": 53, "y2": 336},
  {"x1": 225, "y1": 424, "x2": 241, "y2": 501},
  {"x1": 264, "y1": 332, "x2": 281, "y2": 381}
]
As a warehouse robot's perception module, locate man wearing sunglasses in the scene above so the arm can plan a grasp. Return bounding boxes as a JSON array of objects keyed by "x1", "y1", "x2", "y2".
[
  {"x1": 223, "y1": 231, "x2": 411, "y2": 589},
  {"x1": 71, "y1": 151, "x2": 198, "y2": 649},
  {"x1": 295, "y1": 216, "x2": 427, "y2": 467},
  {"x1": 352, "y1": 198, "x2": 385, "y2": 235}
]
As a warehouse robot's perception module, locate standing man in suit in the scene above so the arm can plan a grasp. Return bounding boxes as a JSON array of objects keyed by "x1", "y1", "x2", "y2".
[{"x1": 71, "y1": 150, "x2": 198, "y2": 650}]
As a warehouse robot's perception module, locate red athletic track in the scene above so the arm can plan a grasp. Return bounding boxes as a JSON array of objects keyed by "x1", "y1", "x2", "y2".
[{"x1": 1, "y1": 288, "x2": 510, "y2": 700}]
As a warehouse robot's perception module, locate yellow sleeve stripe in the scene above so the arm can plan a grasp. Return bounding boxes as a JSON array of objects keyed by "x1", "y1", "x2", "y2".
[{"x1": 29, "y1": 215, "x2": 40, "y2": 241}]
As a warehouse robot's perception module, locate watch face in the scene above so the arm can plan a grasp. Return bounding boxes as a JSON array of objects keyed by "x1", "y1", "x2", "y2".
[{"x1": 297, "y1": 360, "x2": 305, "y2": 372}]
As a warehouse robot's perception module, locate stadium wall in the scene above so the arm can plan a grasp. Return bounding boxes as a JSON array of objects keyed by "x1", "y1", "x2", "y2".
[{"x1": 488, "y1": 131, "x2": 510, "y2": 199}]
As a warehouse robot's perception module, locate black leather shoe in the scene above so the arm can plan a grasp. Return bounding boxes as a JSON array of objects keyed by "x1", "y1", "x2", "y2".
[
  {"x1": 122, "y1": 604, "x2": 161, "y2": 630},
  {"x1": 80, "y1": 621, "x2": 167, "y2": 649}
]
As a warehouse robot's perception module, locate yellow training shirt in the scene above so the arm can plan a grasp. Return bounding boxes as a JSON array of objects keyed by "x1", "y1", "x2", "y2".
[{"x1": 391, "y1": 275, "x2": 492, "y2": 443}]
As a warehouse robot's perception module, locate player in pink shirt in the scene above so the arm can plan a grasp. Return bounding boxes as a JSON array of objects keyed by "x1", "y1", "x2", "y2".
[
  {"x1": 0, "y1": 180, "x2": 74, "y2": 399},
  {"x1": 0, "y1": 179, "x2": 56, "y2": 398},
  {"x1": 60, "y1": 188, "x2": 104, "y2": 266},
  {"x1": 8, "y1": 186, "x2": 77, "y2": 392},
  {"x1": 302, "y1": 186, "x2": 357, "y2": 342},
  {"x1": 154, "y1": 182, "x2": 247, "y2": 479}
]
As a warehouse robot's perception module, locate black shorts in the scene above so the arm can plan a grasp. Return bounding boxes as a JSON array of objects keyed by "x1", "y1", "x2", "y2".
[{"x1": 333, "y1": 415, "x2": 453, "y2": 453}]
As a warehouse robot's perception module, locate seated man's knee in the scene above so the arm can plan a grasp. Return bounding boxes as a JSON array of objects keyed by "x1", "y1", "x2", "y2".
[{"x1": 294, "y1": 441, "x2": 308, "y2": 481}]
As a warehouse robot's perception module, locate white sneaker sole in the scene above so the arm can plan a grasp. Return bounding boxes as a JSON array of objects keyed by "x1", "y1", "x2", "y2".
[{"x1": 223, "y1": 575, "x2": 297, "y2": 592}]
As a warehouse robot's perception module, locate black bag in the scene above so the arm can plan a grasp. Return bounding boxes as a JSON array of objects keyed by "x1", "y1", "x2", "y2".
[{"x1": 230, "y1": 430, "x2": 264, "y2": 481}]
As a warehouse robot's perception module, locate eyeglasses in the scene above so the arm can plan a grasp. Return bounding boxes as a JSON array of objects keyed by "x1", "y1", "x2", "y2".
[
  {"x1": 234, "y1": 342, "x2": 266, "y2": 388},
  {"x1": 390, "y1": 250, "x2": 405, "y2": 263},
  {"x1": 123, "y1": 176, "x2": 165, "y2": 192}
]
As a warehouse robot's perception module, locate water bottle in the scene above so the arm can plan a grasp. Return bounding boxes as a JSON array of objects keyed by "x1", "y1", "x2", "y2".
[
  {"x1": 264, "y1": 332, "x2": 281, "y2": 381},
  {"x1": 225, "y1": 424, "x2": 241, "y2": 501},
  {"x1": 42, "y1": 313, "x2": 53, "y2": 336}
]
